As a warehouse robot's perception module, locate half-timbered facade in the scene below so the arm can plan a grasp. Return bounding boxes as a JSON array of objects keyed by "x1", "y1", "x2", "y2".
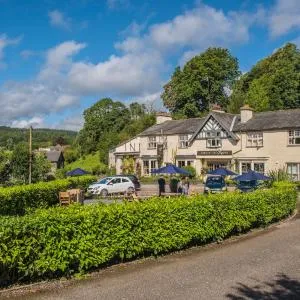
[{"x1": 109, "y1": 107, "x2": 300, "y2": 179}]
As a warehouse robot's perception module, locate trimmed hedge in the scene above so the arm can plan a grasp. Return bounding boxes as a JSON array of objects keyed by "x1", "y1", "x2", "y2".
[
  {"x1": 0, "y1": 184, "x2": 297, "y2": 286},
  {"x1": 0, "y1": 175, "x2": 97, "y2": 216}
]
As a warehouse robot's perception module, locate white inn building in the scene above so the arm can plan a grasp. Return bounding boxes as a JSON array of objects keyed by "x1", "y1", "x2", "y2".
[{"x1": 109, "y1": 106, "x2": 300, "y2": 180}]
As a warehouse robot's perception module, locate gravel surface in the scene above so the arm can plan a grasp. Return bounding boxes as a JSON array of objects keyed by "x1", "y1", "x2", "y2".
[{"x1": 2, "y1": 211, "x2": 299, "y2": 300}]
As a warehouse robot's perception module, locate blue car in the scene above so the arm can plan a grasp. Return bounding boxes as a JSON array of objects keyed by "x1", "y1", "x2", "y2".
[{"x1": 204, "y1": 175, "x2": 227, "y2": 194}]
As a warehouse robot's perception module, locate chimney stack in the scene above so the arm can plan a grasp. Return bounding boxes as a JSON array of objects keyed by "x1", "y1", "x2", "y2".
[
  {"x1": 240, "y1": 104, "x2": 253, "y2": 123},
  {"x1": 156, "y1": 112, "x2": 172, "y2": 124}
]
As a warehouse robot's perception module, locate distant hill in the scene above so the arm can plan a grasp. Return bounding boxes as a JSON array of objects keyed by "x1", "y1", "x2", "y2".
[{"x1": 0, "y1": 126, "x2": 77, "y2": 149}]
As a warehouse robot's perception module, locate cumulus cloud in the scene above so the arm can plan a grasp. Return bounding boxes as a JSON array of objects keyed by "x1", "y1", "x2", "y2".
[
  {"x1": 11, "y1": 117, "x2": 45, "y2": 128},
  {"x1": 54, "y1": 113, "x2": 84, "y2": 131},
  {"x1": 269, "y1": 0, "x2": 300, "y2": 37},
  {"x1": 48, "y1": 10, "x2": 72, "y2": 31}
]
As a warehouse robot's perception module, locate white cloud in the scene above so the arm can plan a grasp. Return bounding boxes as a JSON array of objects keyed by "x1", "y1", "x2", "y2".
[
  {"x1": 11, "y1": 117, "x2": 45, "y2": 128},
  {"x1": 291, "y1": 36, "x2": 300, "y2": 47},
  {"x1": 39, "y1": 41, "x2": 86, "y2": 81},
  {"x1": 269, "y1": 0, "x2": 300, "y2": 37},
  {"x1": 0, "y1": 34, "x2": 22, "y2": 68},
  {"x1": 48, "y1": 10, "x2": 72, "y2": 31}
]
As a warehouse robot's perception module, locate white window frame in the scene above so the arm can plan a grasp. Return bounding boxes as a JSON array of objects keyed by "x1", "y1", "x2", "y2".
[
  {"x1": 287, "y1": 163, "x2": 300, "y2": 181},
  {"x1": 148, "y1": 136, "x2": 157, "y2": 149},
  {"x1": 239, "y1": 161, "x2": 265, "y2": 174},
  {"x1": 206, "y1": 131, "x2": 221, "y2": 148},
  {"x1": 247, "y1": 132, "x2": 263, "y2": 147},
  {"x1": 178, "y1": 135, "x2": 189, "y2": 148},
  {"x1": 288, "y1": 129, "x2": 300, "y2": 145}
]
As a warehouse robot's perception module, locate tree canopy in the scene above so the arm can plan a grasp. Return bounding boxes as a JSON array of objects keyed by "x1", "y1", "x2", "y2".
[
  {"x1": 228, "y1": 43, "x2": 300, "y2": 113},
  {"x1": 162, "y1": 47, "x2": 240, "y2": 118},
  {"x1": 77, "y1": 98, "x2": 155, "y2": 164}
]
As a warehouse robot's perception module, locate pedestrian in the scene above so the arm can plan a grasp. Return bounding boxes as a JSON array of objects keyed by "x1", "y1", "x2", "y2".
[
  {"x1": 158, "y1": 175, "x2": 166, "y2": 196},
  {"x1": 177, "y1": 178, "x2": 183, "y2": 194},
  {"x1": 183, "y1": 177, "x2": 190, "y2": 195}
]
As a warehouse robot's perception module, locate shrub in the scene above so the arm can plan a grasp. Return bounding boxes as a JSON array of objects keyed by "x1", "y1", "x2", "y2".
[
  {"x1": 0, "y1": 183, "x2": 296, "y2": 286},
  {"x1": 182, "y1": 165, "x2": 196, "y2": 178},
  {"x1": 0, "y1": 175, "x2": 97, "y2": 216}
]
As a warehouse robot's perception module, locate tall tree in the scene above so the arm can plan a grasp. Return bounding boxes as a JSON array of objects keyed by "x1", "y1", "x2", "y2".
[
  {"x1": 228, "y1": 43, "x2": 300, "y2": 113},
  {"x1": 162, "y1": 47, "x2": 240, "y2": 117}
]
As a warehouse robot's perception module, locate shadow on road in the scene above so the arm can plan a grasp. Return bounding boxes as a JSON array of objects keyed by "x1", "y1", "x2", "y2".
[{"x1": 226, "y1": 274, "x2": 300, "y2": 299}]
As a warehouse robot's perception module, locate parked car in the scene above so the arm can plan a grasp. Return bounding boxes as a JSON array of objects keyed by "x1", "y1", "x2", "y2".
[
  {"x1": 115, "y1": 174, "x2": 141, "y2": 191},
  {"x1": 87, "y1": 176, "x2": 135, "y2": 196},
  {"x1": 237, "y1": 180, "x2": 258, "y2": 192},
  {"x1": 204, "y1": 175, "x2": 226, "y2": 194}
]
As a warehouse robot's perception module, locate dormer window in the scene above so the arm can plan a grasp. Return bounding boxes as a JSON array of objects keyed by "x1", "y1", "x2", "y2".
[
  {"x1": 179, "y1": 135, "x2": 189, "y2": 148},
  {"x1": 148, "y1": 137, "x2": 157, "y2": 149},
  {"x1": 247, "y1": 132, "x2": 263, "y2": 147},
  {"x1": 206, "y1": 131, "x2": 221, "y2": 148},
  {"x1": 288, "y1": 129, "x2": 300, "y2": 145}
]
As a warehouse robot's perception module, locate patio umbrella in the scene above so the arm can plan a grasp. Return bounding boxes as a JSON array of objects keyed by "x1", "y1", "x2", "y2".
[
  {"x1": 151, "y1": 164, "x2": 190, "y2": 175},
  {"x1": 208, "y1": 168, "x2": 237, "y2": 176},
  {"x1": 66, "y1": 168, "x2": 89, "y2": 177},
  {"x1": 233, "y1": 170, "x2": 271, "y2": 181}
]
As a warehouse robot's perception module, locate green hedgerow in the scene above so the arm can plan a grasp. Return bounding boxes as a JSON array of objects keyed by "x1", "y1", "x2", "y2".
[
  {"x1": 0, "y1": 175, "x2": 96, "y2": 216},
  {"x1": 0, "y1": 183, "x2": 297, "y2": 287}
]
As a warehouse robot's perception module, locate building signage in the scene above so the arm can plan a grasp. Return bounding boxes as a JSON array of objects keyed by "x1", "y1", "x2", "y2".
[{"x1": 197, "y1": 150, "x2": 232, "y2": 156}]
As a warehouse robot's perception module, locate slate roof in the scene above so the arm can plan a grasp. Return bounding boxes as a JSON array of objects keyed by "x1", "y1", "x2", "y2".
[
  {"x1": 233, "y1": 109, "x2": 300, "y2": 132},
  {"x1": 136, "y1": 109, "x2": 300, "y2": 137},
  {"x1": 139, "y1": 118, "x2": 205, "y2": 136},
  {"x1": 46, "y1": 150, "x2": 63, "y2": 162}
]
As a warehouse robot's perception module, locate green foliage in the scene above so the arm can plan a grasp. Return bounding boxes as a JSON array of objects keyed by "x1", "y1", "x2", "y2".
[
  {"x1": 0, "y1": 127, "x2": 76, "y2": 150},
  {"x1": 77, "y1": 99, "x2": 155, "y2": 164},
  {"x1": 268, "y1": 168, "x2": 291, "y2": 185},
  {"x1": 0, "y1": 184, "x2": 296, "y2": 286},
  {"x1": 182, "y1": 165, "x2": 196, "y2": 178},
  {"x1": 162, "y1": 47, "x2": 240, "y2": 117},
  {"x1": 228, "y1": 43, "x2": 300, "y2": 113},
  {"x1": 122, "y1": 156, "x2": 135, "y2": 174},
  {"x1": 64, "y1": 152, "x2": 107, "y2": 175},
  {"x1": 0, "y1": 175, "x2": 96, "y2": 216},
  {"x1": 10, "y1": 143, "x2": 51, "y2": 184}
]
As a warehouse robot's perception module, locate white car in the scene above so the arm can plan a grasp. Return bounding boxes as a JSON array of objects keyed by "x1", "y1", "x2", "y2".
[{"x1": 87, "y1": 176, "x2": 135, "y2": 196}]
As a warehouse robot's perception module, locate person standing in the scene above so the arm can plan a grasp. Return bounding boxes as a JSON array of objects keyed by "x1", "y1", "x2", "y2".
[
  {"x1": 158, "y1": 175, "x2": 166, "y2": 196},
  {"x1": 183, "y1": 177, "x2": 190, "y2": 195},
  {"x1": 177, "y1": 178, "x2": 183, "y2": 194}
]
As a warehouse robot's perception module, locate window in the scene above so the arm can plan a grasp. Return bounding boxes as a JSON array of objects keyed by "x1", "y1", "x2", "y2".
[
  {"x1": 288, "y1": 129, "x2": 300, "y2": 145},
  {"x1": 254, "y1": 163, "x2": 265, "y2": 174},
  {"x1": 287, "y1": 163, "x2": 300, "y2": 181},
  {"x1": 148, "y1": 137, "x2": 157, "y2": 149},
  {"x1": 241, "y1": 162, "x2": 251, "y2": 173},
  {"x1": 247, "y1": 132, "x2": 263, "y2": 147},
  {"x1": 179, "y1": 135, "x2": 189, "y2": 148},
  {"x1": 111, "y1": 178, "x2": 121, "y2": 184},
  {"x1": 207, "y1": 162, "x2": 227, "y2": 172},
  {"x1": 122, "y1": 178, "x2": 129, "y2": 183},
  {"x1": 206, "y1": 131, "x2": 221, "y2": 148},
  {"x1": 177, "y1": 160, "x2": 193, "y2": 168},
  {"x1": 150, "y1": 160, "x2": 157, "y2": 173},
  {"x1": 143, "y1": 160, "x2": 149, "y2": 175}
]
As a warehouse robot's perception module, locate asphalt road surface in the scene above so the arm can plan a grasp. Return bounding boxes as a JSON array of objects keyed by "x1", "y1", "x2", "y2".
[{"x1": 3, "y1": 214, "x2": 300, "y2": 300}]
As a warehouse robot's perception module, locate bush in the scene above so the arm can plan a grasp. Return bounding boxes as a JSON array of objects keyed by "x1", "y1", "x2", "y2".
[
  {"x1": 0, "y1": 175, "x2": 97, "y2": 216},
  {"x1": 182, "y1": 165, "x2": 196, "y2": 178},
  {"x1": 0, "y1": 183, "x2": 296, "y2": 286}
]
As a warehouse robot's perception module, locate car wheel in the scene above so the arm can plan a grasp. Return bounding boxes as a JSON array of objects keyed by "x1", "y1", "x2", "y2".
[
  {"x1": 127, "y1": 187, "x2": 134, "y2": 194},
  {"x1": 100, "y1": 189, "x2": 108, "y2": 196}
]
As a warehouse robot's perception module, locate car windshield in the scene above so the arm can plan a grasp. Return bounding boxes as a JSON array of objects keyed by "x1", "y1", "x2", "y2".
[
  {"x1": 97, "y1": 177, "x2": 112, "y2": 184},
  {"x1": 206, "y1": 176, "x2": 223, "y2": 183}
]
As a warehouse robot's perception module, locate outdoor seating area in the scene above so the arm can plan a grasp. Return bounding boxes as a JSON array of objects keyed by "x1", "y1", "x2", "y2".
[{"x1": 59, "y1": 189, "x2": 84, "y2": 206}]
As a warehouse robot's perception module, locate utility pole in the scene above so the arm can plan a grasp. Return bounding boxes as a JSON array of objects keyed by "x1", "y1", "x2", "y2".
[{"x1": 29, "y1": 126, "x2": 32, "y2": 184}]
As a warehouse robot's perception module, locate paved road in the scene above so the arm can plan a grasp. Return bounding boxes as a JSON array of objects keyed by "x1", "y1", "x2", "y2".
[{"x1": 4, "y1": 213, "x2": 300, "y2": 300}]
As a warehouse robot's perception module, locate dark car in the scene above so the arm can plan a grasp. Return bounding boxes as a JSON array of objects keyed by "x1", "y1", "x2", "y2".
[
  {"x1": 116, "y1": 174, "x2": 141, "y2": 191},
  {"x1": 204, "y1": 175, "x2": 226, "y2": 194},
  {"x1": 237, "y1": 180, "x2": 258, "y2": 192}
]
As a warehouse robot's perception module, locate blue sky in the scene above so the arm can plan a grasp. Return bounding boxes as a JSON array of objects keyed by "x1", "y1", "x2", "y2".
[{"x1": 0, "y1": 0, "x2": 299, "y2": 130}]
